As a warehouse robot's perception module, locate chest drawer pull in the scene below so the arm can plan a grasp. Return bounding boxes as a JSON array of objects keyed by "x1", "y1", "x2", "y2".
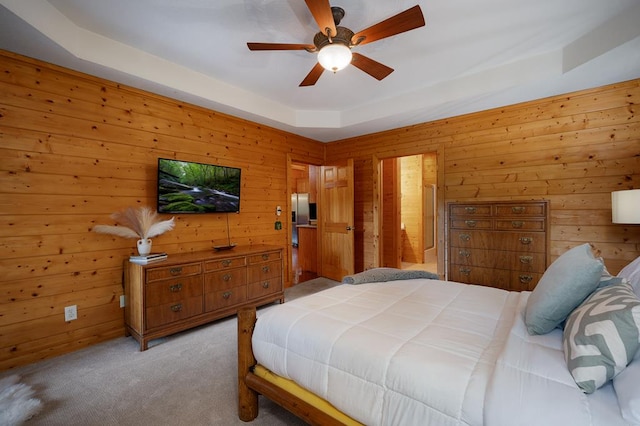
[
  {"x1": 512, "y1": 206, "x2": 526, "y2": 214},
  {"x1": 221, "y1": 259, "x2": 232, "y2": 267},
  {"x1": 464, "y1": 220, "x2": 477, "y2": 227},
  {"x1": 519, "y1": 237, "x2": 533, "y2": 245},
  {"x1": 169, "y1": 267, "x2": 182, "y2": 276},
  {"x1": 170, "y1": 303, "x2": 182, "y2": 312},
  {"x1": 464, "y1": 207, "x2": 477, "y2": 214},
  {"x1": 169, "y1": 284, "x2": 182, "y2": 292},
  {"x1": 261, "y1": 254, "x2": 270, "y2": 260},
  {"x1": 459, "y1": 233, "x2": 471, "y2": 242},
  {"x1": 222, "y1": 291, "x2": 232, "y2": 300},
  {"x1": 458, "y1": 250, "x2": 471, "y2": 258},
  {"x1": 262, "y1": 281, "x2": 270, "y2": 289},
  {"x1": 519, "y1": 256, "x2": 533, "y2": 264},
  {"x1": 223, "y1": 274, "x2": 232, "y2": 282},
  {"x1": 511, "y1": 221, "x2": 524, "y2": 228},
  {"x1": 519, "y1": 275, "x2": 533, "y2": 284},
  {"x1": 459, "y1": 267, "x2": 471, "y2": 275},
  {"x1": 262, "y1": 266, "x2": 270, "y2": 273}
]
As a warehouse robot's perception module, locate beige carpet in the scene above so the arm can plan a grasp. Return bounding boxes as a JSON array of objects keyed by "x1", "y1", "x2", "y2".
[{"x1": 1, "y1": 277, "x2": 341, "y2": 426}]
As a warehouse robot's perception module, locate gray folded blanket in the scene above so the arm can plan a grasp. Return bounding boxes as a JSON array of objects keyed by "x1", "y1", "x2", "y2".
[{"x1": 342, "y1": 267, "x2": 439, "y2": 284}]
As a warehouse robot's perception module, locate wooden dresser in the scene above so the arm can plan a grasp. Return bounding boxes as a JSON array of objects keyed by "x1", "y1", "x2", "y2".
[
  {"x1": 447, "y1": 201, "x2": 549, "y2": 291},
  {"x1": 124, "y1": 244, "x2": 283, "y2": 350}
]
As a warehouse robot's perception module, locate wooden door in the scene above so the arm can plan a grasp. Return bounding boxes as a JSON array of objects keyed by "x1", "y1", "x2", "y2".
[{"x1": 319, "y1": 160, "x2": 354, "y2": 281}]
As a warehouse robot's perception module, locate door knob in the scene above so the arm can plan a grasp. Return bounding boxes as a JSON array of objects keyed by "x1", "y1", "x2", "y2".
[{"x1": 346, "y1": 226, "x2": 355, "y2": 231}]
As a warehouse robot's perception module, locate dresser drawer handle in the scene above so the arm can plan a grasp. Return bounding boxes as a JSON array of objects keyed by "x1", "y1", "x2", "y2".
[
  {"x1": 459, "y1": 233, "x2": 471, "y2": 242},
  {"x1": 459, "y1": 267, "x2": 471, "y2": 275},
  {"x1": 519, "y1": 255, "x2": 533, "y2": 264},
  {"x1": 261, "y1": 254, "x2": 270, "y2": 260},
  {"x1": 169, "y1": 284, "x2": 183, "y2": 292},
  {"x1": 459, "y1": 250, "x2": 470, "y2": 258},
  {"x1": 222, "y1": 259, "x2": 232, "y2": 267},
  {"x1": 465, "y1": 220, "x2": 476, "y2": 227},
  {"x1": 464, "y1": 207, "x2": 477, "y2": 214},
  {"x1": 519, "y1": 237, "x2": 533, "y2": 245},
  {"x1": 512, "y1": 206, "x2": 526, "y2": 214},
  {"x1": 170, "y1": 303, "x2": 182, "y2": 312},
  {"x1": 262, "y1": 266, "x2": 270, "y2": 273},
  {"x1": 262, "y1": 281, "x2": 270, "y2": 289},
  {"x1": 519, "y1": 275, "x2": 533, "y2": 284},
  {"x1": 222, "y1": 291, "x2": 232, "y2": 300},
  {"x1": 511, "y1": 221, "x2": 524, "y2": 228},
  {"x1": 169, "y1": 267, "x2": 182, "y2": 276},
  {"x1": 223, "y1": 274, "x2": 232, "y2": 282}
]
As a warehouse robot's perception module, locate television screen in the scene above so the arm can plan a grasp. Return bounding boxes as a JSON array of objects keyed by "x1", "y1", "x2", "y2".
[{"x1": 157, "y1": 158, "x2": 241, "y2": 213}]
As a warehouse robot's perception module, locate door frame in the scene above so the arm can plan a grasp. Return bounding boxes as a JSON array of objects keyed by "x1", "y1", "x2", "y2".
[
  {"x1": 287, "y1": 154, "x2": 322, "y2": 286},
  {"x1": 372, "y1": 146, "x2": 446, "y2": 277}
]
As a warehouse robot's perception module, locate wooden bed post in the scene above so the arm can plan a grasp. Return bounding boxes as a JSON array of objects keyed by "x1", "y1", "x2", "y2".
[{"x1": 238, "y1": 306, "x2": 259, "y2": 422}]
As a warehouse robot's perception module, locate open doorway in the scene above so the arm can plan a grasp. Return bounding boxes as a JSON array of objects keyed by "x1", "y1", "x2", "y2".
[
  {"x1": 289, "y1": 160, "x2": 320, "y2": 285},
  {"x1": 380, "y1": 153, "x2": 437, "y2": 273}
]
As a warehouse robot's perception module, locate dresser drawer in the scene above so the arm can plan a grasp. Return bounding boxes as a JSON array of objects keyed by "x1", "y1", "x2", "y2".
[
  {"x1": 145, "y1": 296, "x2": 203, "y2": 329},
  {"x1": 204, "y1": 286, "x2": 247, "y2": 311},
  {"x1": 495, "y1": 219, "x2": 545, "y2": 231},
  {"x1": 145, "y1": 275, "x2": 203, "y2": 307},
  {"x1": 146, "y1": 263, "x2": 201, "y2": 282},
  {"x1": 509, "y1": 253, "x2": 546, "y2": 272},
  {"x1": 248, "y1": 277, "x2": 282, "y2": 300},
  {"x1": 249, "y1": 250, "x2": 282, "y2": 264},
  {"x1": 495, "y1": 203, "x2": 546, "y2": 217},
  {"x1": 248, "y1": 260, "x2": 281, "y2": 282},
  {"x1": 204, "y1": 256, "x2": 247, "y2": 272},
  {"x1": 204, "y1": 268, "x2": 247, "y2": 292},
  {"x1": 449, "y1": 218, "x2": 492, "y2": 230},
  {"x1": 449, "y1": 264, "x2": 510, "y2": 288},
  {"x1": 509, "y1": 271, "x2": 543, "y2": 291},
  {"x1": 449, "y1": 204, "x2": 492, "y2": 217},
  {"x1": 449, "y1": 230, "x2": 492, "y2": 249}
]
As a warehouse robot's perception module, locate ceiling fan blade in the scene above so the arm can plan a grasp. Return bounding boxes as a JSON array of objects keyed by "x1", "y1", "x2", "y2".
[
  {"x1": 304, "y1": 0, "x2": 336, "y2": 37},
  {"x1": 351, "y1": 5, "x2": 425, "y2": 46},
  {"x1": 351, "y1": 53, "x2": 394, "y2": 81},
  {"x1": 247, "y1": 42, "x2": 315, "y2": 51},
  {"x1": 300, "y1": 62, "x2": 325, "y2": 87}
]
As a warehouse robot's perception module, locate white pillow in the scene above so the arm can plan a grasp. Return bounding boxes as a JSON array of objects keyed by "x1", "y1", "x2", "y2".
[
  {"x1": 613, "y1": 349, "x2": 640, "y2": 424},
  {"x1": 618, "y1": 256, "x2": 640, "y2": 297}
]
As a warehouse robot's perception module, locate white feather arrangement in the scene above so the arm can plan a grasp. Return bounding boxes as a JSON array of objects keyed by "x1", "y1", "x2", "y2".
[{"x1": 93, "y1": 207, "x2": 175, "y2": 239}]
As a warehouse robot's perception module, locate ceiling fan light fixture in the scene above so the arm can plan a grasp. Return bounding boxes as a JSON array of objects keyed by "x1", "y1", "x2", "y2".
[{"x1": 318, "y1": 43, "x2": 352, "y2": 73}]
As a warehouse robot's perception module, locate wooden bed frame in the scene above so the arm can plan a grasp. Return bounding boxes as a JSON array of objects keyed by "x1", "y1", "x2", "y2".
[{"x1": 237, "y1": 306, "x2": 351, "y2": 425}]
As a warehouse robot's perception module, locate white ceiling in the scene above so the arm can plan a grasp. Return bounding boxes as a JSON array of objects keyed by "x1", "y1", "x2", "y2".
[{"x1": 1, "y1": 0, "x2": 640, "y2": 142}]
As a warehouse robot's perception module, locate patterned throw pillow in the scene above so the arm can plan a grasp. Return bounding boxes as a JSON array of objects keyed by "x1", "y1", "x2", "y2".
[{"x1": 563, "y1": 283, "x2": 640, "y2": 393}]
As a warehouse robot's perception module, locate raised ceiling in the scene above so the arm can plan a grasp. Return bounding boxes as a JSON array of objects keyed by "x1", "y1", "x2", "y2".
[{"x1": 1, "y1": 0, "x2": 640, "y2": 142}]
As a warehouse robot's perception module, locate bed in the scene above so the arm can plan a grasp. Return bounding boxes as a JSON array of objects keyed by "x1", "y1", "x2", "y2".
[{"x1": 237, "y1": 247, "x2": 640, "y2": 425}]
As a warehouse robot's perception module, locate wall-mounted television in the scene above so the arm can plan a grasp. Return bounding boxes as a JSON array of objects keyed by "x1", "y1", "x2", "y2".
[{"x1": 157, "y1": 158, "x2": 241, "y2": 213}]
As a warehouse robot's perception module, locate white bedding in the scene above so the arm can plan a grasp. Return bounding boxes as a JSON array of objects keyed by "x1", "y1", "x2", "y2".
[{"x1": 252, "y1": 279, "x2": 625, "y2": 425}]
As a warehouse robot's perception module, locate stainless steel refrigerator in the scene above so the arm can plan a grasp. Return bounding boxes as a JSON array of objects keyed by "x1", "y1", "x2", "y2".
[{"x1": 291, "y1": 193, "x2": 310, "y2": 247}]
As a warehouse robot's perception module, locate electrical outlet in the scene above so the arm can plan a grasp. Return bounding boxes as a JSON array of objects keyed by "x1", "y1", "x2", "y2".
[
  {"x1": 120, "y1": 295, "x2": 126, "y2": 308},
  {"x1": 64, "y1": 305, "x2": 77, "y2": 322}
]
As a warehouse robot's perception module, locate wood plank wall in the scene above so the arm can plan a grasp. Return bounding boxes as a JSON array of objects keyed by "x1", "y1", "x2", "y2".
[
  {"x1": 0, "y1": 51, "x2": 323, "y2": 370},
  {"x1": 325, "y1": 79, "x2": 640, "y2": 276}
]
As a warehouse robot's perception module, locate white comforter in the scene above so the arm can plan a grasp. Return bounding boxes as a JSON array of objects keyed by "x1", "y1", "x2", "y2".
[{"x1": 252, "y1": 279, "x2": 625, "y2": 426}]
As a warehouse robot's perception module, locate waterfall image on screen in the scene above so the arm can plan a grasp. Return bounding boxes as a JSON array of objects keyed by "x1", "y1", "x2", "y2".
[{"x1": 157, "y1": 158, "x2": 241, "y2": 213}]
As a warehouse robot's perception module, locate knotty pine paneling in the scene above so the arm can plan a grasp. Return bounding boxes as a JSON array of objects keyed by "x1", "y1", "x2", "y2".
[
  {"x1": 0, "y1": 50, "x2": 323, "y2": 370},
  {"x1": 326, "y1": 79, "x2": 640, "y2": 276}
]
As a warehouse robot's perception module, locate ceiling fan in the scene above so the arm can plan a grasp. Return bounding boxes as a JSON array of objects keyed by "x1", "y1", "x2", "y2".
[{"x1": 247, "y1": 0, "x2": 425, "y2": 87}]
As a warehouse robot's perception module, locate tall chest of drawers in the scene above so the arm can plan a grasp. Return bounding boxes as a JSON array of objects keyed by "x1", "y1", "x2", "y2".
[
  {"x1": 124, "y1": 245, "x2": 283, "y2": 350},
  {"x1": 447, "y1": 201, "x2": 549, "y2": 291}
]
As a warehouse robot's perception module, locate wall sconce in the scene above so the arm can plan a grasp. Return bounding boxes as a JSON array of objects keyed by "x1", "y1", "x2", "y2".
[{"x1": 612, "y1": 189, "x2": 640, "y2": 224}]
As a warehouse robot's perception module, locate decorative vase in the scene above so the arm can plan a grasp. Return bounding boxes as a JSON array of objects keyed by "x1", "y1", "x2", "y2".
[{"x1": 137, "y1": 238, "x2": 152, "y2": 256}]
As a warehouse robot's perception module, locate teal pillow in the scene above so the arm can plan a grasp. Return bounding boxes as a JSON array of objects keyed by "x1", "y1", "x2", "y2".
[
  {"x1": 525, "y1": 243, "x2": 603, "y2": 335},
  {"x1": 563, "y1": 283, "x2": 640, "y2": 393}
]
